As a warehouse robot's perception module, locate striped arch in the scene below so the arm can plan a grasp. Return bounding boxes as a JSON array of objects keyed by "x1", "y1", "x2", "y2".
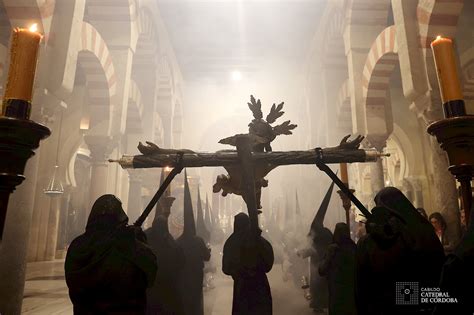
[
  {"x1": 461, "y1": 47, "x2": 474, "y2": 101},
  {"x1": 126, "y1": 79, "x2": 144, "y2": 133},
  {"x1": 335, "y1": 79, "x2": 352, "y2": 130},
  {"x1": 362, "y1": 25, "x2": 398, "y2": 136},
  {"x1": 320, "y1": 7, "x2": 346, "y2": 69},
  {"x1": 78, "y1": 22, "x2": 117, "y2": 129},
  {"x1": 417, "y1": 0, "x2": 464, "y2": 49},
  {"x1": 3, "y1": 0, "x2": 56, "y2": 41},
  {"x1": 153, "y1": 113, "x2": 164, "y2": 146},
  {"x1": 346, "y1": 0, "x2": 392, "y2": 27}
]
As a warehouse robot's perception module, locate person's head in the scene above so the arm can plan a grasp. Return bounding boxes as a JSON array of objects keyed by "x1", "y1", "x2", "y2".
[
  {"x1": 417, "y1": 208, "x2": 428, "y2": 220},
  {"x1": 333, "y1": 222, "x2": 351, "y2": 245},
  {"x1": 460, "y1": 209, "x2": 466, "y2": 228},
  {"x1": 429, "y1": 212, "x2": 447, "y2": 232},
  {"x1": 86, "y1": 194, "x2": 128, "y2": 232},
  {"x1": 374, "y1": 187, "x2": 419, "y2": 225},
  {"x1": 233, "y1": 212, "x2": 250, "y2": 233}
]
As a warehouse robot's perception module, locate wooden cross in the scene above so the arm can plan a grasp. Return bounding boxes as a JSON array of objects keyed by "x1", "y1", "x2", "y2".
[{"x1": 110, "y1": 96, "x2": 388, "y2": 232}]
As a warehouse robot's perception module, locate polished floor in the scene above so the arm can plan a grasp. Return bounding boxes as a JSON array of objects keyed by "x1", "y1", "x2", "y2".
[{"x1": 21, "y1": 259, "x2": 317, "y2": 315}]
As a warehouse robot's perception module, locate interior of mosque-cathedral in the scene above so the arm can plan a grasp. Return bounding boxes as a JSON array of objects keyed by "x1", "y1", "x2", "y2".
[{"x1": 0, "y1": 0, "x2": 473, "y2": 314}]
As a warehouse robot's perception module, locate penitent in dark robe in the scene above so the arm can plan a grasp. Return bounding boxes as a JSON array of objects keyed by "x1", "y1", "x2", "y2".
[
  {"x1": 298, "y1": 180, "x2": 334, "y2": 313},
  {"x1": 222, "y1": 212, "x2": 274, "y2": 315},
  {"x1": 356, "y1": 187, "x2": 444, "y2": 315},
  {"x1": 433, "y1": 205, "x2": 474, "y2": 315},
  {"x1": 319, "y1": 222, "x2": 357, "y2": 315},
  {"x1": 145, "y1": 215, "x2": 185, "y2": 315},
  {"x1": 65, "y1": 194, "x2": 157, "y2": 315},
  {"x1": 176, "y1": 171, "x2": 211, "y2": 315}
]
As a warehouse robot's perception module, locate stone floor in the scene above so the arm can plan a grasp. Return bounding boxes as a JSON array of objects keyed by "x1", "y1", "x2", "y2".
[{"x1": 22, "y1": 260, "x2": 317, "y2": 315}]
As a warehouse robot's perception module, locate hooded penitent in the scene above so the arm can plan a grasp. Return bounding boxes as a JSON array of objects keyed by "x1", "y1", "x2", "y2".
[
  {"x1": 176, "y1": 170, "x2": 211, "y2": 315},
  {"x1": 196, "y1": 186, "x2": 211, "y2": 244},
  {"x1": 356, "y1": 187, "x2": 444, "y2": 315},
  {"x1": 65, "y1": 194, "x2": 157, "y2": 314},
  {"x1": 223, "y1": 212, "x2": 274, "y2": 315},
  {"x1": 318, "y1": 222, "x2": 356, "y2": 315},
  {"x1": 182, "y1": 170, "x2": 196, "y2": 237},
  {"x1": 145, "y1": 214, "x2": 185, "y2": 315},
  {"x1": 305, "y1": 181, "x2": 334, "y2": 311}
]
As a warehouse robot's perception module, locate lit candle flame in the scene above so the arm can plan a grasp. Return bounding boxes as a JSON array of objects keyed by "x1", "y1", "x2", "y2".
[
  {"x1": 436, "y1": 35, "x2": 442, "y2": 40},
  {"x1": 29, "y1": 23, "x2": 38, "y2": 32}
]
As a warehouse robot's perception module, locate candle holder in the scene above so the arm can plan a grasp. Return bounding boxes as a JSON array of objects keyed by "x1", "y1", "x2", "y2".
[
  {"x1": 337, "y1": 187, "x2": 355, "y2": 225},
  {"x1": 427, "y1": 115, "x2": 474, "y2": 226},
  {"x1": 0, "y1": 116, "x2": 50, "y2": 240}
]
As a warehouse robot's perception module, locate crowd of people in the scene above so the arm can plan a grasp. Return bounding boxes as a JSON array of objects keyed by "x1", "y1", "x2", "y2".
[{"x1": 64, "y1": 184, "x2": 472, "y2": 315}]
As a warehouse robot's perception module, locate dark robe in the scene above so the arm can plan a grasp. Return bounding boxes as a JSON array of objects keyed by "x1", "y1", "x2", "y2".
[
  {"x1": 434, "y1": 214, "x2": 474, "y2": 315},
  {"x1": 299, "y1": 226, "x2": 332, "y2": 311},
  {"x1": 355, "y1": 187, "x2": 444, "y2": 315},
  {"x1": 222, "y1": 213, "x2": 274, "y2": 315},
  {"x1": 176, "y1": 234, "x2": 211, "y2": 315},
  {"x1": 319, "y1": 223, "x2": 357, "y2": 315},
  {"x1": 145, "y1": 215, "x2": 185, "y2": 315},
  {"x1": 65, "y1": 194, "x2": 157, "y2": 315}
]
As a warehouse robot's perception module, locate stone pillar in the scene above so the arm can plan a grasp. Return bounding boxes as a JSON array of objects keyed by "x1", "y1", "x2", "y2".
[
  {"x1": 366, "y1": 138, "x2": 387, "y2": 196},
  {"x1": 44, "y1": 194, "x2": 62, "y2": 261},
  {"x1": 0, "y1": 153, "x2": 40, "y2": 314},
  {"x1": 126, "y1": 170, "x2": 143, "y2": 223},
  {"x1": 84, "y1": 135, "x2": 114, "y2": 209}
]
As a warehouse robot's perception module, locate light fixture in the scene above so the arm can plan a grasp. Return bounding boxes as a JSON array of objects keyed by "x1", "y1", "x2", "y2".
[
  {"x1": 44, "y1": 109, "x2": 65, "y2": 196},
  {"x1": 231, "y1": 70, "x2": 242, "y2": 81}
]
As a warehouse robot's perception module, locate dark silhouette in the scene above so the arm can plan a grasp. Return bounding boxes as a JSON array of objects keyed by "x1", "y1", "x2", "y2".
[
  {"x1": 176, "y1": 171, "x2": 211, "y2": 315},
  {"x1": 356, "y1": 187, "x2": 444, "y2": 315},
  {"x1": 319, "y1": 222, "x2": 357, "y2": 315},
  {"x1": 145, "y1": 215, "x2": 185, "y2": 315},
  {"x1": 298, "y1": 180, "x2": 335, "y2": 313},
  {"x1": 65, "y1": 194, "x2": 157, "y2": 315},
  {"x1": 434, "y1": 205, "x2": 474, "y2": 315},
  {"x1": 223, "y1": 212, "x2": 274, "y2": 315}
]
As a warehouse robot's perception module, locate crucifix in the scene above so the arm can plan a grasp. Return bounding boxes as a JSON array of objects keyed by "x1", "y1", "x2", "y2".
[{"x1": 110, "y1": 95, "x2": 388, "y2": 232}]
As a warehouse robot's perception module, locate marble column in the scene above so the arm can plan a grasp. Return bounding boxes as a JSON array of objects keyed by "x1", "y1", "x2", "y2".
[
  {"x1": 84, "y1": 135, "x2": 114, "y2": 210},
  {"x1": 126, "y1": 170, "x2": 143, "y2": 223},
  {"x1": 0, "y1": 153, "x2": 40, "y2": 315}
]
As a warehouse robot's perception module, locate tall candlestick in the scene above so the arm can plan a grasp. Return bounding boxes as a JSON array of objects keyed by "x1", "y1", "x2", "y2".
[
  {"x1": 430, "y1": 36, "x2": 466, "y2": 118},
  {"x1": 340, "y1": 163, "x2": 348, "y2": 184},
  {"x1": 2, "y1": 24, "x2": 42, "y2": 119}
]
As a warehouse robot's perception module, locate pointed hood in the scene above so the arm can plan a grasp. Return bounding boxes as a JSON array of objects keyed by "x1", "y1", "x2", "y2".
[
  {"x1": 153, "y1": 169, "x2": 166, "y2": 224},
  {"x1": 196, "y1": 186, "x2": 210, "y2": 242},
  {"x1": 205, "y1": 194, "x2": 212, "y2": 231},
  {"x1": 310, "y1": 180, "x2": 335, "y2": 233},
  {"x1": 182, "y1": 170, "x2": 196, "y2": 236}
]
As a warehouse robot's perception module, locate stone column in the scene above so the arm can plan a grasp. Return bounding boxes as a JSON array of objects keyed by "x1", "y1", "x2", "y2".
[
  {"x1": 44, "y1": 194, "x2": 62, "y2": 261},
  {"x1": 126, "y1": 170, "x2": 143, "y2": 223},
  {"x1": 84, "y1": 135, "x2": 114, "y2": 209},
  {"x1": 367, "y1": 138, "x2": 387, "y2": 196},
  {"x1": 0, "y1": 152, "x2": 40, "y2": 315}
]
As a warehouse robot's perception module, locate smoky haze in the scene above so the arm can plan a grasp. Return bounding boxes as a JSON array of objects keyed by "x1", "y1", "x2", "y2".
[{"x1": 154, "y1": 1, "x2": 347, "y2": 314}]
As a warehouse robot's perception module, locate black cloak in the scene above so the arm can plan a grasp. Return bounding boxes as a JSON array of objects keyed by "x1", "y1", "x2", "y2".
[
  {"x1": 319, "y1": 222, "x2": 357, "y2": 315},
  {"x1": 356, "y1": 187, "x2": 444, "y2": 315},
  {"x1": 222, "y1": 212, "x2": 274, "y2": 315},
  {"x1": 65, "y1": 194, "x2": 157, "y2": 315},
  {"x1": 145, "y1": 215, "x2": 185, "y2": 315},
  {"x1": 176, "y1": 171, "x2": 211, "y2": 315}
]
